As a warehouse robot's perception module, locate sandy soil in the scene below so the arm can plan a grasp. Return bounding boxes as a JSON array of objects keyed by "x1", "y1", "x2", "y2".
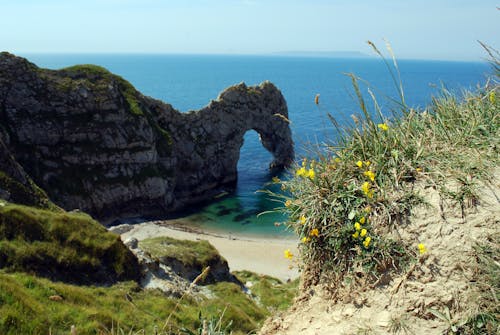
[
  {"x1": 118, "y1": 221, "x2": 300, "y2": 282},
  {"x1": 259, "y1": 173, "x2": 499, "y2": 335}
]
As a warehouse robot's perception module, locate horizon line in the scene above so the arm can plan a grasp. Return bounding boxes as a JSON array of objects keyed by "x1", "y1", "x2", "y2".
[{"x1": 5, "y1": 50, "x2": 488, "y2": 63}]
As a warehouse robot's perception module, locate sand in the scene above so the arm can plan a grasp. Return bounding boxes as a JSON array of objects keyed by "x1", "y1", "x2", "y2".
[
  {"x1": 259, "y1": 174, "x2": 500, "y2": 335},
  {"x1": 119, "y1": 221, "x2": 300, "y2": 282}
]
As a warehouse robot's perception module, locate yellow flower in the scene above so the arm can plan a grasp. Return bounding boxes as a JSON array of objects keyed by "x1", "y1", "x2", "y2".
[
  {"x1": 285, "y1": 200, "x2": 292, "y2": 207},
  {"x1": 359, "y1": 216, "x2": 366, "y2": 224},
  {"x1": 272, "y1": 176, "x2": 280, "y2": 183},
  {"x1": 354, "y1": 222, "x2": 361, "y2": 231},
  {"x1": 363, "y1": 170, "x2": 375, "y2": 182},
  {"x1": 360, "y1": 229, "x2": 367, "y2": 237},
  {"x1": 361, "y1": 182, "x2": 373, "y2": 198},
  {"x1": 284, "y1": 249, "x2": 293, "y2": 259},
  {"x1": 307, "y1": 169, "x2": 315, "y2": 180},
  {"x1": 356, "y1": 160, "x2": 363, "y2": 168},
  {"x1": 418, "y1": 243, "x2": 427, "y2": 254},
  {"x1": 299, "y1": 215, "x2": 306, "y2": 225},
  {"x1": 489, "y1": 91, "x2": 496, "y2": 104},
  {"x1": 302, "y1": 236, "x2": 311, "y2": 243},
  {"x1": 363, "y1": 236, "x2": 372, "y2": 248},
  {"x1": 416, "y1": 167, "x2": 422, "y2": 173},
  {"x1": 352, "y1": 231, "x2": 359, "y2": 238},
  {"x1": 378, "y1": 123, "x2": 389, "y2": 131},
  {"x1": 364, "y1": 161, "x2": 371, "y2": 167},
  {"x1": 335, "y1": 157, "x2": 341, "y2": 163},
  {"x1": 309, "y1": 228, "x2": 319, "y2": 237},
  {"x1": 296, "y1": 167, "x2": 307, "y2": 177}
]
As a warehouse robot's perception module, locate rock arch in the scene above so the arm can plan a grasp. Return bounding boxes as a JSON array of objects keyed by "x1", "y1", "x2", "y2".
[
  {"x1": 0, "y1": 52, "x2": 294, "y2": 221},
  {"x1": 165, "y1": 82, "x2": 294, "y2": 208}
]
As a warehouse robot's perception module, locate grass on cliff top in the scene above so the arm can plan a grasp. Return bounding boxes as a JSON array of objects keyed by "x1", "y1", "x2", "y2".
[
  {"x1": 273, "y1": 43, "x2": 499, "y2": 295},
  {"x1": 0, "y1": 202, "x2": 138, "y2": 284},
  {"x1": 234, "y1": 270, "x2": 299, "y2": 312},
  {"x1": 55, "y1": 63, "x2": 174, "y2": 156},
  {"x1": 56, "y1": 64, "x2": 143, "y2": 116},
  {"x1": 0, "y1": 268, "x2": 298, "y2": 335},
  {"x1": 140, "y1": 236, "x2": 222, "y2": 268}
]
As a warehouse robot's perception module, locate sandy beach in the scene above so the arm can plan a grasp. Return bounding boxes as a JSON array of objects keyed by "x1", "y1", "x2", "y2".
[{"x1": 118, "y1": 221, "x2": 300, "y2": 282}]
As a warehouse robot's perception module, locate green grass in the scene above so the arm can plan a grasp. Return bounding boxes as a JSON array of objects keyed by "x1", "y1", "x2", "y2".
[
  {"x1": 460, "y1": 237, "x2": 499, "y2": 334},
  {"x1": 0, "y1": 202, "x2": 139, "y2": 284},
  {"x1": 140, "y1": 237, "x2": 221, "y2": 268},
  {"x1": 139, "y1": 237, "x2": 228, "y2": 285},
  {"x1": 0, "y1": 203, "x2": 299, "y2": 334},
  {"x1": 0, "y1": 268, "x2": 298, "y2": 335},
  {"x1": 234, "y1": 271, "x2": 299, "y2": 312},
  {"x1": 58, "y1": 64, "x2": 144, "y2": 116},
  {"x1": 272, "y1": 43, "x2": 499, "y2": 292}
]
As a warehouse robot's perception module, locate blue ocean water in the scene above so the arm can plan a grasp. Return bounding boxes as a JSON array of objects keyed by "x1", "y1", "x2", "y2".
[{"x1": 23, "y1": 54, "x2": 491, "y2": 237}]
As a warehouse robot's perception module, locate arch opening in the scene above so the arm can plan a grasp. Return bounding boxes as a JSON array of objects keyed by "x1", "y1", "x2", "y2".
[{"x1": 236, "y1": 130, "x2": 274, "y2": 198}]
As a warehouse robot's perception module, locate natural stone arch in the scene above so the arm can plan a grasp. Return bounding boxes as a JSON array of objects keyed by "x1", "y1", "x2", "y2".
[
  {"x1": 167, "y1": 82, "x2": 294, "y2": 208},
  {"x1": 0, "y1": 53, "x2": 294, "y2": 221}
]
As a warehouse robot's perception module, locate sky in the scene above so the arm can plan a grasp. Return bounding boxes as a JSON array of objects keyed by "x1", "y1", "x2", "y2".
[{"x1": 1, "y1": 0, "x2": 499, "y2": 61}]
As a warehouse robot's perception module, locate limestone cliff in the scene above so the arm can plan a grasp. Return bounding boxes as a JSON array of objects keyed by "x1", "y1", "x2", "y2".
[{"x1": 0, "y1": 52, "x2": 293, "y2": 222}]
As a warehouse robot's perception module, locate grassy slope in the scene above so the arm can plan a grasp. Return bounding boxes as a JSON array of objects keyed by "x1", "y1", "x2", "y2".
[
  {"x1": 0, "y1": 269, "x2": 298, "y2": 335},
  {"x1": 269, "y1": 53, "x2": 499, "y2": 333},
  {"x1": 235, "y1": 271, "x2": 299, "y2": 312},
  {"x1": 140, "y1": 236, "x2": 222, "y2": 268},
  {"x1": 0, "y1": 204, "x2": 298, "y2": 335},
  {"x1": 0, "y1": 202, "x2": 140, "y2": 284}
]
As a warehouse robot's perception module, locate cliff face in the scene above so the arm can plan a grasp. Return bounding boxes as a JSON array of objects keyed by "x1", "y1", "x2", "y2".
[{"x1": 0, "y1": 52, "x2": 293, "y2": 222}]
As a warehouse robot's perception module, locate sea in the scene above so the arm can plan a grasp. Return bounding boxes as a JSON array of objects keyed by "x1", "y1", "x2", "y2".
[{"x1": 22, "y1": 54, "x2": 491, "y2": 238}]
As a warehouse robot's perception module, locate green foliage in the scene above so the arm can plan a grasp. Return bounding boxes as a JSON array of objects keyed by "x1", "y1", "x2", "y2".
[
  {"x1": 0, "y1": 203, "x2": 139, "y2": 284},
  {"x1": 234, "y1": 270, "x2": 299, "y2": 312},
  {"x1": 460, "y1": 238, "x2": 499, "y2": 334},
  {"x1": 58, "y1": 64, "x2": 144, "y2": 116},
  {"x1": 205, "y1": 282, "x2": 266, "y2": 332},
  {"x1": 140, "y1": 237, "x2": 221, "y2": 269},
  {"x1": 271, "y1": 43, "x2": 499, "y2": 292},
  {"x1": 0, "y1": 270, "x2": 276, "y2": 335}
]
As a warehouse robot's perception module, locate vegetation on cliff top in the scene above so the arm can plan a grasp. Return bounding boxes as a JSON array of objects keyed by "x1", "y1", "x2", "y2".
[
  {"x1": 0, "y1": 268, "x2": 297, "y2": 335},
  {"x1": 273, "y1": 43, "x2": 499, "y2": 332},
  {"x1": 140, "y1": 237, "x2": 223, "y2": 269},
  {"x1": 58, "y1": 64, "x2": 144, "y2": 116},
  {"x1": 0, "y1": 201, "x2": 298, "y2": 334},
  {"x1": 0, "y1": 202, "x2": 139, "y2": 284}
]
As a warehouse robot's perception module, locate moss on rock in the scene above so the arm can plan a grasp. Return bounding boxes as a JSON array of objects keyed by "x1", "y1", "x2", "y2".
[
  {"x1": 0, "y1": 203, "x2": 140, "y2": 284},
  {"x1": 139, "y1": 236, "x2": 237, "y2": 284}
]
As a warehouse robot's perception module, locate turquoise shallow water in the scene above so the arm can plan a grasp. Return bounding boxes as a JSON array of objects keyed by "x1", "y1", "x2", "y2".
[{"x1": 23, "y1": 54, "x2": 491, "y2": 237}]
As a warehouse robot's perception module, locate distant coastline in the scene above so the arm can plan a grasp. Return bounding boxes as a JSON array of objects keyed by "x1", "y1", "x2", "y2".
[{"x1": 271, "y1": 50, "x2": 371, "y2": 58}]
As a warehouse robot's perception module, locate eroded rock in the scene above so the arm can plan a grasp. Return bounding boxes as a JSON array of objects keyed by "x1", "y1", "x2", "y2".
[{"x1": 0, "y1": 52, "x2": 294, "y2": 222}]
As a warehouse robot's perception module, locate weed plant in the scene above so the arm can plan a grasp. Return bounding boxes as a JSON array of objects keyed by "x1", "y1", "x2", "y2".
[{"x1": 270, "y1": 42, "x2": 499, "y2": 296}]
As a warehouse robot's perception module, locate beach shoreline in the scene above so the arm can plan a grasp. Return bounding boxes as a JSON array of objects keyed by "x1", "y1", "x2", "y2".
[{"x1": 113, "y1": 220, "x2": 301, "y2": 282}]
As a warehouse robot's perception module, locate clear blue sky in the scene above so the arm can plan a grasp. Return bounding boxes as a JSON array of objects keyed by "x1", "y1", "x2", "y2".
[{"x1": 1, "y1": 0, "x2": 498, "y2": 61}]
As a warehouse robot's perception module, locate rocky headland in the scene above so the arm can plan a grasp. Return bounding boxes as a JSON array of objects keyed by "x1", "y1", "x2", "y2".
[{"x1": 0, "y1": 52, "x2": 294, "y2": 223}]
